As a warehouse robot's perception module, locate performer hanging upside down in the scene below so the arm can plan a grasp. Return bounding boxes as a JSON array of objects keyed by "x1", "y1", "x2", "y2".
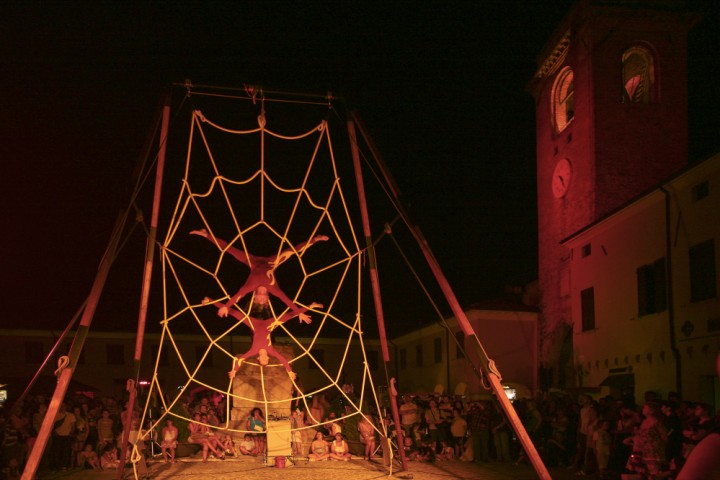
[
  {"x1": 190, "y1": 228, "x2": 328, "y2": 318},
  {"x1": 203, "y1": 297, "x2": 322, "y2": 380}
]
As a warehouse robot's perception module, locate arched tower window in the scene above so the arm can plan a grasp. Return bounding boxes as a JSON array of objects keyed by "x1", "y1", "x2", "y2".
[
  {"x1": 552, "y1": 67, "x2": 574, "y2": 133},
  {"x1": 622, "y1": 46, "x2": 655, "y2": 103}
]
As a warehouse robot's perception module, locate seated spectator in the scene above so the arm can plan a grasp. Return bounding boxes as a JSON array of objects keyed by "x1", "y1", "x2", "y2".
[
  {"x1": 238, "y1": 434, "x2": 258, "y2": 456},
  {"x1": 77, "y1": 444, "x2": 102, "y2": 471},
  {"x1": 100, "y1": 444, "x2": 120, "y2": 470},
  {"x1": 329, "y1": 433, "x2": 351, "y2": 461},
  {"x1": 308, "y1": 431, "x2": 329, "y2": 461},
  {"x1": 160, "y1": 418, "x2": 178, "y2": 463}
]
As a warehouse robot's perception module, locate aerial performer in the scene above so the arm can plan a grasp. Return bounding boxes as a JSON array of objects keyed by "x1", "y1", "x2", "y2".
[
  {"x1": 202, "y1": 297, "x2": 322, "y2": 380},
  {"x1": 190, "y1": 228, "x2": 328, "y2": 317}
]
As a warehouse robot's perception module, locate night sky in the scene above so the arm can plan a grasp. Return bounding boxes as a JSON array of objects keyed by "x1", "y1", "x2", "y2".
[{"x1": 2, "y1": 1, "x2": 718, "y2": 336}]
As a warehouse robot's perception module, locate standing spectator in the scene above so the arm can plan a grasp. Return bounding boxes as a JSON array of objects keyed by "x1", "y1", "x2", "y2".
[
  {"x1": 594, "y1": 419, "x2": 612, "y2": 479},
  {"x1": 96, "y1": 409, "x2": 115, "y2": 452},
  {"x1": 571, "y1": 394, "x2": 597, "y2": 472},
  {"x1": 467, "y1": 402, "x2": 490, "y2": 462},
  {"x1": 424, "y1": 399, "x2": 442, "y2": 448},
  {"x1": 682, "y1": 402, "x2": 716, "y2": 459},
  {"x1": 624, "y1": 402, "x2": 668, "y2": 478},
  {"x1": 71, "y1": 406, "x2": 88, "y2": 467},
  {"x1": 515, "y1": 399, "x2": 542, "y2": 465},
  {"x1": 358, "y1": 415, "x2": 376, "y2": 461},
  {"x1": 490, "y1": 402, "x2": 512, "y2": 462},
  {"x1": 51, "y1": 403, "x2": 76, "y2": 471},
  {"x1": 399, "y1": 396, "x2": 418, "y2": 437},
  {"x1": 661, "y1": 400, "x2": 684, "y2": 469},
  {"x1": 1, "y1": 414, "x2": 23, "y2": 479},
  {"x1": 449, "y1": 408, "x2": 467, "y2": 459}
]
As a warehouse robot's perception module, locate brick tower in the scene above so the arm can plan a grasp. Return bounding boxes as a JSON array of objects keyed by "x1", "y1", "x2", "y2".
[{"x1": 527, "y1": 0, "x2": 697, "y2": 387}]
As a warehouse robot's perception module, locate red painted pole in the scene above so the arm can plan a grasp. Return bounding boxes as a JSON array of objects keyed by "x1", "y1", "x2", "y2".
[
  {"x1": 21, "y1": 214, "x2": 125, "y2": 480},
  {"x1": 350, "y1": 111, "x2": 551, "y2": 479},
  {"x1": 347, "y1": 119, "x2": 408, "y2": 471},
  {"x1": 117, "y1": 98, "x2": 170, "y2": 480}
]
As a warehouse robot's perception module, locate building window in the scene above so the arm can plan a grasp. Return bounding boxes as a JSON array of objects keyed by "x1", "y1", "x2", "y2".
[
  {"x1": 433, "y1": 337, "x2": 442, "y2": 364},
  {"x1": 581, "y1": 243, "x2": 592, "y2": 258},
  {"x1": 690, "y1": 239, "x2": 717, "y2": 302},
  {"x1": 367, "y1": 349, "x2": 378, "y2": 371},
  {"x1": 415, "y1": 344, "x2": 424, "y2": 367},
  {"x1": 195, "y1": 346, "x2": 212, "y2": 367},
  {"x1": 692, "y1": 181, "x2": 709, "y2": 202},
  {"x1": 552, "y1": 67, "x2": 574, "y2": 133},
  {"x1": 581, "y1": 287, "x2": 596, "y2": 331},
  {"x1": 637, "y1": 258, "x2": 667, "y2": 316},
  {"x1": 309, "y1": 349, "x2": 324, "y2": 369},
  {"x1": 106, "y1": 344, "x2": 125, "y2": 365},
  {"x1": 455, "y1": 331, "x2": 465, "y2": 359},
  {"x1": 399, "y1": 348, "x2": 407, "y2": 370},
  {"x1": 622, "y1": 45, "x2": 655, "y2": 103},
  {"x1": 25, "y1": 341, "x2": 44, "y2": 364}
]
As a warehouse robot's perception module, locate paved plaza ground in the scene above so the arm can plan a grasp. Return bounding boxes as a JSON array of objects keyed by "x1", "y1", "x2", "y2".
[{"x1": 36, "y1": 454, "x2": 584, "y2": 480}]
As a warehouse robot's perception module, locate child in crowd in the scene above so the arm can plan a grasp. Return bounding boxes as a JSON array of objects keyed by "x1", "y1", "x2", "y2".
[
  {"x1": 77, "y1": 444, "x2": 102, "y2": 471},
  {"x1": 222, "y1": 434, "x2": 238, "y2": 456},
  {"x1": 100, "y1": 444, "x2": 120, "y2": 469},
  {"x1": 238, "y1": 433, "x2": 258, "y2": 456},
  {"x1": 438, "y1": 440, "x2": 454, "y2": 461}
]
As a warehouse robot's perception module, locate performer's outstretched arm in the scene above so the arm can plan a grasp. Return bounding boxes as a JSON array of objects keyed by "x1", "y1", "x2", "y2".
[{"x1": 202, "y1": 297, "x2": 247, "y2": 324}]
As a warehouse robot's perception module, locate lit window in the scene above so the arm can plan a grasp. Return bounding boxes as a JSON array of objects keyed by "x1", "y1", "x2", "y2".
[
  {"x1": 552, "y1": 67, "x2": 574, "y2": 133},
  {"x1": 622, "y1": 46, "x2": 655, "y2": 103}
]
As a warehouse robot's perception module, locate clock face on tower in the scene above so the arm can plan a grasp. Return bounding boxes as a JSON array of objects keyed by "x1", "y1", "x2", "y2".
[{"x1": 551, "y1": 158, "x2": 572, "y2": 198}]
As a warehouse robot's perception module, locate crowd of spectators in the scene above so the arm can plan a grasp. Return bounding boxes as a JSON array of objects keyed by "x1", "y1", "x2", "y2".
[
  {"x1": 1, "y1": 386, "x2": 717, "y2": 479},
  {"x1": 0, "y1": 392, "x2": 144, "y2": 478},
  {"x1": 395, "y1": 389, "x2": 718, "y2": 479}
]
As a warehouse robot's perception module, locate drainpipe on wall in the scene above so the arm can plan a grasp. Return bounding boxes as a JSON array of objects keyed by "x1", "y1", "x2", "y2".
[{"x1": 660, "y1": 186, "x2": 682, "y2": 394}]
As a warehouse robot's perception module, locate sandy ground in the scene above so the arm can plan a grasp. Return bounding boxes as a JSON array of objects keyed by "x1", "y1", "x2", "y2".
[{"x1": 36, "y1": 454, "x2": 582, "y2": 480}]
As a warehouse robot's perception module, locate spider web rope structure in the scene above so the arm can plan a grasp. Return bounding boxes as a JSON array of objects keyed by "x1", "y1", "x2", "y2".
[{"x1": 133, "y1": 100, "x2": 389, "y2": 468}]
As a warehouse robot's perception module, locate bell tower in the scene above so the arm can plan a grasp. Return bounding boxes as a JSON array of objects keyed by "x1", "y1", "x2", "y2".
[{"x1": 527, "y1": 0, "x2": 697, "y2": 386}]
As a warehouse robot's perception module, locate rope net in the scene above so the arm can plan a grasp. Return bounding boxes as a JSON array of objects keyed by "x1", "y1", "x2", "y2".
[{"x1": 133, "y1": 100, "x2": 388, "y2": 466}]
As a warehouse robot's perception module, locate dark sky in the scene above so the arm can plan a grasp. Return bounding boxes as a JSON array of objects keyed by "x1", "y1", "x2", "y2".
[{"x1": 1, "y1": 1, "x2": 718, "y2": 336}]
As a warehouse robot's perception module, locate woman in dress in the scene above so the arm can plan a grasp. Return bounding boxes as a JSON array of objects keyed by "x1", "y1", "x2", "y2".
[{"x1": 308, "y1": 431, "x2": 329, "y2": 461}]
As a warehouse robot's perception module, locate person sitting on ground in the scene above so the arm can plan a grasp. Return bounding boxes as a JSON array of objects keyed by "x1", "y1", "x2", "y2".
[
  {"x1": 77, "y1": 443, "x2": 102, "y2": 471},
  {"x1": 221, "y1": 434, "x2": 237, "y2": 456},
  {"x1": 160, "y1": 418, "x2": 178, "y2": 463},
  {"x1": 188, "y1": 413, "x2": 224, "y2": 462},
  {"x1": 308, "y1": 431, "x2": 329, "y2": 461},
  {"x1": 330, "y1": 432, "x2": 351, "y2": 461},
  {"x1": 99, "y1": 444, "x2": 119, "y2": 469},
  {"x1": 238, "y1": 434, "x2": 258, "y2": 456}
]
